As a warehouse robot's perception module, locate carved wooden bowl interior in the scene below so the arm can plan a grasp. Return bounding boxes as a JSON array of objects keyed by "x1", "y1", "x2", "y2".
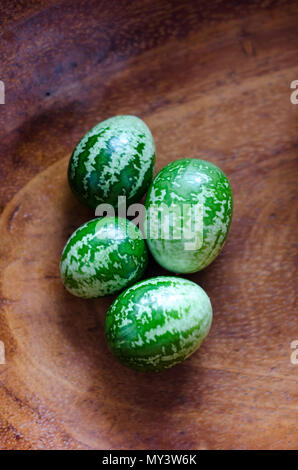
[{"x1": 0, "y1": 0, "x2": 297, "y2": 449}]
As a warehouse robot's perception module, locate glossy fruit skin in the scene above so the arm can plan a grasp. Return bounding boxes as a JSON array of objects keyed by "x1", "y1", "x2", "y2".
[
  {"x1": 68, "y1": 115, "x2": 155, "y2": 210},
  {"x1": 60, "y1": 217, "x2": 148, "y2": 298},
  {"x1": 105, "y1": 276, "x2": 212, "y2": 372},
  {"x1": 144, "y1": 158, "x2": 233, "y2": 273}
]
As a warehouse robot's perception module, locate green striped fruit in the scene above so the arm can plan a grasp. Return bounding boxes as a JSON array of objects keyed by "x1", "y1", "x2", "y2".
[
  {"x1": 105, "y1": 276, "x2": 212, "y2": 372},
  {"x1": 60, "y1": 217, "x2": 148, "y2": 298},
  {"x1": 68, "y1": 115, "x2": 155, "y2": 210},
  {"x1": 144, "y1": 158, "x2": 233, "y2": 273}
]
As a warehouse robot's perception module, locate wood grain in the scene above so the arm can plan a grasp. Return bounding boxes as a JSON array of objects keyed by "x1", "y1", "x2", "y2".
[{"x1": 0, "y1": 0, "x2": 297, "y2": 450}]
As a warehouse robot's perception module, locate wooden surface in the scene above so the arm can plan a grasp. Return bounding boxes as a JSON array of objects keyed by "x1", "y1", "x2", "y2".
[{"x1": 0, "y1": 0, "x2": 297, "y2": 450}]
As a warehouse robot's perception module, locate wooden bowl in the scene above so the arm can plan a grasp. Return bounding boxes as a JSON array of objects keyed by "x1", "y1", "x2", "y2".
[{"x1": 0, "y1": 0, "x2": 297, "y2": 450}]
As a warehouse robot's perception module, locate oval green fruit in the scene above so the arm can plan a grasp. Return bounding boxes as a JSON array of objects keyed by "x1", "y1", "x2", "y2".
[
  {"x1": 60, "y1": 217, "x2": 148, "y2": 298},
  {"x1": 68, "y1": 115, "x2": 155, "y2": 210},
  {"x1": 144, "y1": 158, "x2": 233, "y2": 273},
  {"x1": 105, "y1": 276, "x2": 212, "y2": 372}
]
